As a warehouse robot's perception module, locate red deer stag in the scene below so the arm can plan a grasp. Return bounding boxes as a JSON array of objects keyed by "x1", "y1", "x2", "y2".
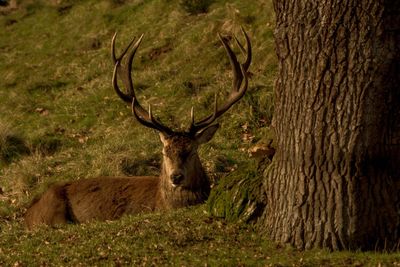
[{"x1": 24, "y1": 28, "x2": 251, "y2": 229}]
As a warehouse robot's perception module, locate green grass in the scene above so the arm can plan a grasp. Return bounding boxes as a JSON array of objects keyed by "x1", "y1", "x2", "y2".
[
  {"x1": 1, "y1": 206, "x2": 400, "y2": 266},
  {"x1": 0, "y1": 0, "x2": 399, "y2": 265}
]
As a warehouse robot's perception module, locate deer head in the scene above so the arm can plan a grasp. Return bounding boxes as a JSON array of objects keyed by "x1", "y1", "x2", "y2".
[{"x1": 111, "y1": 28, "x2": 251, "y2": 193}]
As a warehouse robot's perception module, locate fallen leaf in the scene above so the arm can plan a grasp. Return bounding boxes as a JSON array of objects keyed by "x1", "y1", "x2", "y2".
[
  {"x1": 35, "y1": 107, "x2": 49, "y2": 116},
  {"x1": 248, "y1": 143, "x2": 275, "y2": 160}
]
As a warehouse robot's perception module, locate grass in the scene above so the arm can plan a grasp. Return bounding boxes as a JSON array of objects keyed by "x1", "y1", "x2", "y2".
[
  {"x1": 0, "y1": 0, "x2": 399, "y2": 265},
  {"x1": 1, "y1": 206, "x2": 400, "y2": 266}
]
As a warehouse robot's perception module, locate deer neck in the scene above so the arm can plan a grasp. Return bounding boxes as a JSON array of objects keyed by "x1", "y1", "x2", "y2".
[{"x1": 157, "y1": 156, "x2": 210, "y2": 209}]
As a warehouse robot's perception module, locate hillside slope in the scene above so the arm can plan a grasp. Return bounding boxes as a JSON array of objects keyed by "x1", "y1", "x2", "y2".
[{"x1": 0, "y1": 0, "x2": 275, "y2": 217}]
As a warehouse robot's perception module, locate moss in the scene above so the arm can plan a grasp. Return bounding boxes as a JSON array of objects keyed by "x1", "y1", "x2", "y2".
[{"x1": 207, "y1": 160, "x2": 266, "y2": 223}]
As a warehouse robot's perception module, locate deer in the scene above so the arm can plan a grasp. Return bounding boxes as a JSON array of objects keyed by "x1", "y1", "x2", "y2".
[{"x1": 24, "y1": 28, "x2": 251, "y2": 229}]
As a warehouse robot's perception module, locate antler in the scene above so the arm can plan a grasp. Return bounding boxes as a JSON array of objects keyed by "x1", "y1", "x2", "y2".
[
  {"x1": 111, "y1": 28, "x2": 251, "y2": 136},
  {"x1": 189, "y1": 27, "x2": 252, "y2": 135},
  {"x1": 111, "y1": 33, "x2": 174, "y2": 135}
]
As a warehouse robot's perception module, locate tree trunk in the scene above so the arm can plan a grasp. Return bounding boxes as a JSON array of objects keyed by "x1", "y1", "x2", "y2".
[{"x1": 263, "y1": 0, "x2": 400, "y2": 250}]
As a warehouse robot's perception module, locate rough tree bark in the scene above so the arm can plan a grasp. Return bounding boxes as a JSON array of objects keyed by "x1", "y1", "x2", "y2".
[{"x1": 263, "y1": 0, "x2": 400, "y2": 250}]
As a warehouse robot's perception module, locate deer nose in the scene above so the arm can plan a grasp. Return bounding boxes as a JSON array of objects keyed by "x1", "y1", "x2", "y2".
[{"x1": 171, "y1": 173, "x2": 184, "y2": 185}]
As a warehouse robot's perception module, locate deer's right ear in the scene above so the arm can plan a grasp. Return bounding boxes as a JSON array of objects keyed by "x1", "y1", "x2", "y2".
[
  {"x1": 195, "y1": 124, "x2": 219, "y2": 145},
  {"x1": 159, "y1": 132, "x2": 169, "y2": 146}
]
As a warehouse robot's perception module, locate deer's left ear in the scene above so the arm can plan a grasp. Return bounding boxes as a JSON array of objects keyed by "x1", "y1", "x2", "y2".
[{"x1": 195, "y1": 124, "x2": 219, "y2": 145}]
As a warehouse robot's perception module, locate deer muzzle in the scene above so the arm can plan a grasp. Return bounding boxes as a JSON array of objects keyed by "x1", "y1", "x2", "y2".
[{"x1": 170, "y1": 172, "x2": 184, "y2": 187}]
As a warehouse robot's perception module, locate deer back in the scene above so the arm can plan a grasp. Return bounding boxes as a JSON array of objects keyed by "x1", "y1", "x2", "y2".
[
  {"x1": 66, "y1": 176, "x2": 160, "y2": 221},
  {"x1": 25, "y1": 176, "x2": 160, "y2": 229}
]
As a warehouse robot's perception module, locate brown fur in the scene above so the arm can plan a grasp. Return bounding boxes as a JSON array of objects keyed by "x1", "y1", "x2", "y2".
[
  {"x1": 25, "y1": 176, "x2": 161, "y2": 229},
  {"x1": 24, "y1": 127, "x2": 218, "y2": 229}
]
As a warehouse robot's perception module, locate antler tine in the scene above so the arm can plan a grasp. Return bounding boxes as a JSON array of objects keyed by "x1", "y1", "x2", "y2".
[
  {"x1": 112, "y1": 61, "x2": 133, "y2": 103},
  {"x1": 111, "y1": 32, "x2": 139, "y2": 104},
  {"x1": 124, "y1": 34, "x2": 144, "y2": 100},
  {"x1": 189, "y1": 28, "x2": 251, "y2": 134},
  {"x1": 111, "y1": 32, "x2": 136, "y2": 65},
  {"x1": 111, "y1": 32, "x2": 118, "y2": 64},
  {"x1": 219, "y1": 32, "x2": 242, "y2": 92},
  {"x1": 191, "y1": 106, "x2": 195, "y2": 125},
  {"x1": 234, "y1": 26, "x2": 252, "y2": 71}
]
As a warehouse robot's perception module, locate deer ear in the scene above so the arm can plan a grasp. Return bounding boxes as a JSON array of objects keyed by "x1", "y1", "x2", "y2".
[
  {"x1": 159, "y1": 132, "x2": 169, "y2": 146},
  {"x1": 195, "y1": 124, "x2": 219, "y2": 145}
]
